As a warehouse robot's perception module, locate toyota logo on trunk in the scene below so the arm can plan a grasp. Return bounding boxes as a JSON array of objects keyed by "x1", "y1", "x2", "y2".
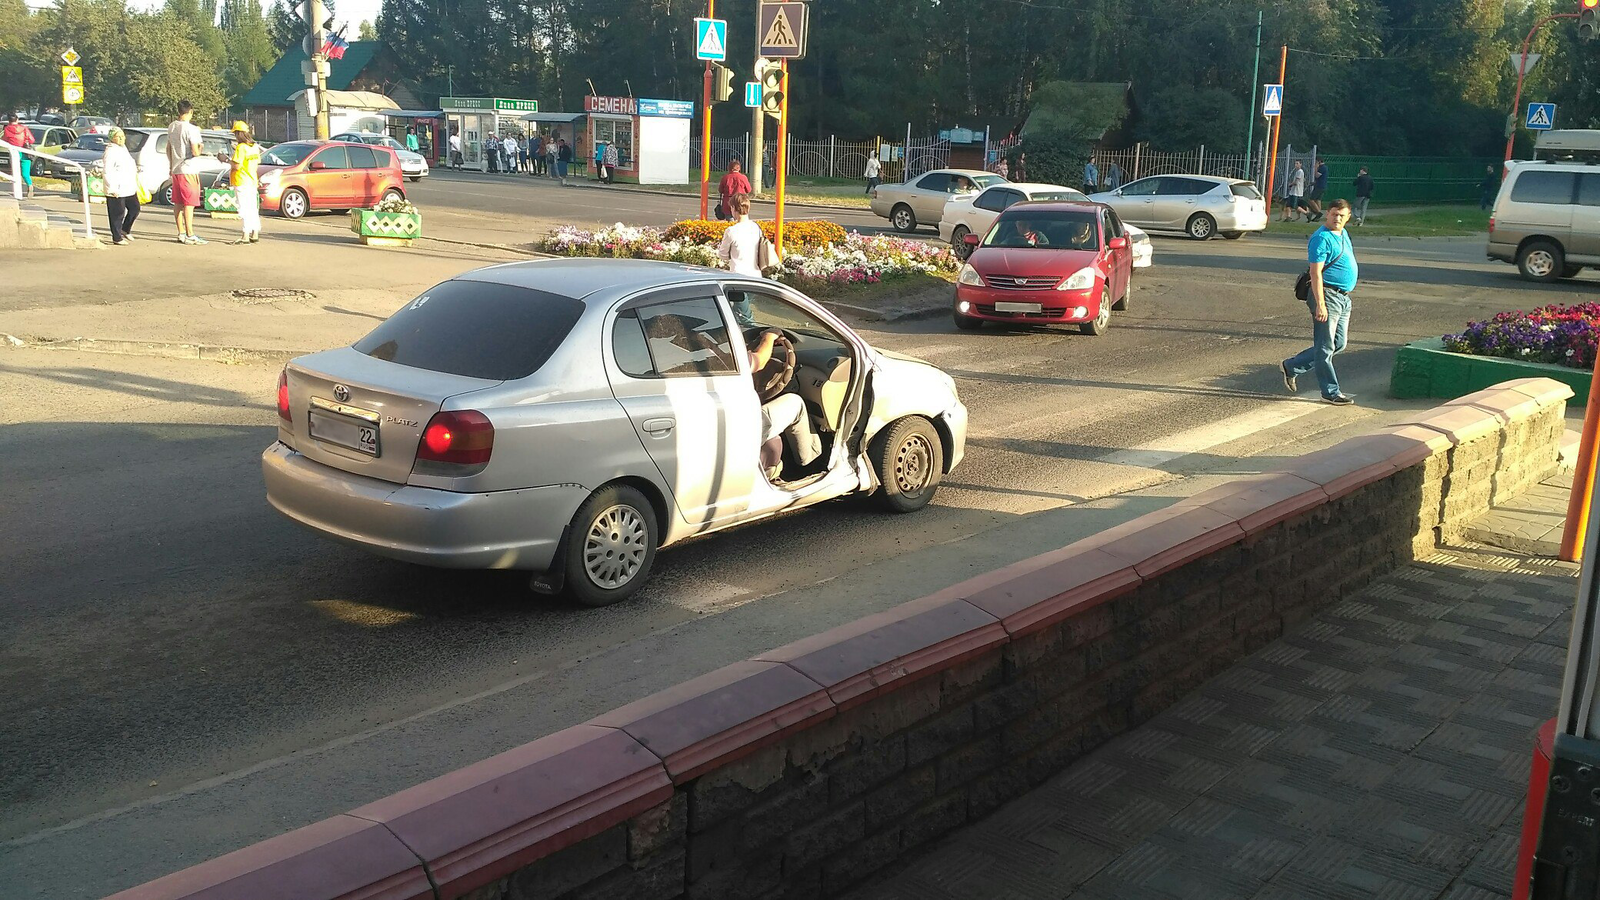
[{"x1": 333, "y1": 384, "x2": 350, "y2": 402}]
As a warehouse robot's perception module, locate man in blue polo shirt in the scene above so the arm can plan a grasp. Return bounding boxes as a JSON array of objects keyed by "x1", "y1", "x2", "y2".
[{"x1": 1281, "y1": 199, "x2": 1358, "y2": 405}]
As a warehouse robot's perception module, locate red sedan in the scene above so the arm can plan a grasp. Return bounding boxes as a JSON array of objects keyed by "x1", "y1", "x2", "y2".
[{"x1": 952, "y1": 201, "x2": 1135, "y2": 335}]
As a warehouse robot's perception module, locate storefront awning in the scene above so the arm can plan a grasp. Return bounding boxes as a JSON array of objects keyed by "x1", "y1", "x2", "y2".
[
  {"x1": 386, "y1": 109, "x2": 443, "y2": 119},
  {"x1": 523, "y1": 112, "x2": 587, "y2": 124}
]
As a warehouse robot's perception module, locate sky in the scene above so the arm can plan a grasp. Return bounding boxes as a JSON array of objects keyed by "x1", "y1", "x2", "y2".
[{"x1": 29, "y1": 0, "x2": 390, "y2": 37}]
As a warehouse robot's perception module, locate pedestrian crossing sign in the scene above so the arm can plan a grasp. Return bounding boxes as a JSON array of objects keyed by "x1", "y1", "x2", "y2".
[
  {"x1": 694, "y1": 18, "x2": 726, "y2": 61},
  {"x1": 1262, "y1": 83, "x2": 1283, "y2": 117},
  {"x1": 1527, "y1": 102, "x2": 1556, "y2": 131},
  {"x1": 758, "y1": 1, "x2": 808, "y2": 59}
]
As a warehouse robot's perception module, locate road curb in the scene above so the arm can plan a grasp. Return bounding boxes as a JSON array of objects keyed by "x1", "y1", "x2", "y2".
[
  {"x1": 822, "y1": 300, "x2": 947, "y2": 324},
  {"x1": 4, "y1": 335, "x2": 308, "y2": 365}
]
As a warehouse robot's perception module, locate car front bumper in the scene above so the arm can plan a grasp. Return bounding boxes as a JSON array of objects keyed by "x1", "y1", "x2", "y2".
[
  {"x1": 403, "y1": 164, "x2": 428, "y2": 178},
  {"x1": 262, "y1": 441, "x2": 588, "y2": 571},
  {"x1": 941, "y1": 400, "x2": 968, "y2": 472},
  {"x1": 954, "y1": 283, "x2": 1106, "y2": 323}
]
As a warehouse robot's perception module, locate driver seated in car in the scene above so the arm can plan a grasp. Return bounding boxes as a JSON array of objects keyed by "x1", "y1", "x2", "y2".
[
  {"x1": 746, "y1": 329, "x2": 822, "y2": 481},
  {"x1": 1009, "y1": 218, "x2": 1049, "y2": 247},
  {"x1": 1067, "y1": 220, "x2": 1095, "y2": 249}
]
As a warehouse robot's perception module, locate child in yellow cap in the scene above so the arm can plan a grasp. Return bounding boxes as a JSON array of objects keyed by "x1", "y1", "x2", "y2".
[{"x1": 218, "y1": 120, "x2": 262, "y2": 243}]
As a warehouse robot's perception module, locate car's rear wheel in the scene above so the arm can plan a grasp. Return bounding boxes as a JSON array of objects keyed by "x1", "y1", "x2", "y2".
[
  {"x1": 1080, "y1": 302, "x2": 1111, "y2": 336},
  {"x1": 951, "y1": 225, "x2": 971, "y2": 259},
  {"x1": 871, "y1": 417, "x2": 943, "y2": 513},
  {"x1": 159, "y1": 182, "x2": 174, "y2": 206},
  {"x1": 1186, "y1": 213, "x2": 1217, "y2": 240},
  {"x1": 891, "y1": 204, "x2": 917, "y2": 233},
  {"x1": 1112, "y1": 278, "x2": 1132, "y2": 311},
  {"x1": 1222, "y1": 230, "x2": 1244, "y2": 240},
  {"x1": 564, "y1": 484, "x2": 658, "y2": 607},
  {"x1": 279, "y1": 187, "x2": 309, "y2": 219},
  {"x1": 1518, "y1": 240, "x2": 1563, "y2": 282},
  {"x1": 381, "y1": 188, "x2": 404, "y2": 205}
]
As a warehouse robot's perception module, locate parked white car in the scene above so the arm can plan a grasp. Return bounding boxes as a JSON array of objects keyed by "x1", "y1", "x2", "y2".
[
  {"x1": 940, "y1": 182, "x2": 1088, "y2": 256},
  {"x1": 332, "y1": 132, "x2": 430, "y2": 181},
  {"x1": 263, "y1": 259, "x2": 968, "y2": 606},
  {"x1": 870, "y1": 168, "x2": 1008, "y2": 233},
  {"x1": 1090, "y1": 174, "x2": 1267, "y2": 240}
]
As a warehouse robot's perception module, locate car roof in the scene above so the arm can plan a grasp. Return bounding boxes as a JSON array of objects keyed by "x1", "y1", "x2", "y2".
[
  {"x1": 998, "y1": 199, "x2": 1105, "y2": 212},
  {"x1": 995, "y1": 182, "x2": 1084, "y2": 194},
  {"x1": 927, "y1": 168, "x2": 999, "y2": 177},
  {"x1": 458, "y1": 258, "x2": 728, "y2": 301}
]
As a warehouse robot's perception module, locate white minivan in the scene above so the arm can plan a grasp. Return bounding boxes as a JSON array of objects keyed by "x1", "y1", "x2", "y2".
[{"x1": 1488, "y1": 131, "x2": 1600, "y2": 281}]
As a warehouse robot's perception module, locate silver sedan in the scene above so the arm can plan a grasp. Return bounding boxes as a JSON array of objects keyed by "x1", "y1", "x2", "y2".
[
  {"x1": 263, "y1": 259, "x2": 968, "y2": 606},
  {"x1": 1090, "y1": 174, "x2": 1268, "y2": 240}
]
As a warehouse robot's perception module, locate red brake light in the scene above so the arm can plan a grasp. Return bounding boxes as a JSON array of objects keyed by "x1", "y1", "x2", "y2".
[
  {"x1": 1488, "y1": 216, "x2": 1495, "y2": 233},
  {"x1": 417, "y1": 410, "x2": 494, "y2": 465},
  {"x1": 277, "y1": 369, "x2": 291, "y2": 422}
]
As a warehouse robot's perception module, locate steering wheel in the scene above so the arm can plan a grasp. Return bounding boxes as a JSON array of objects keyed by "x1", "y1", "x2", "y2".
[{"x1": 746, "y1": 326, "x2": 798, "y2": 403}]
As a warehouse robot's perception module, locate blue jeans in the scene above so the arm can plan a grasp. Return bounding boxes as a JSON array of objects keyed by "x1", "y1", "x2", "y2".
[{"x1": 1285, "y1": 287, "x2": 1351, "y2": 398}]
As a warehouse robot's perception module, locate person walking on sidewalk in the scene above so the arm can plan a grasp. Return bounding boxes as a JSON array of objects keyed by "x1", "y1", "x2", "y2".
[
  {"x1": 449, "y1": 131, "x2": 463, "y2": 169},
  {"x1": 547, "y1": 137, "x2": 559, "y2": 179},
  {"x1": 1480, "y1": 165, "x2": 1500, "y2": 210},
  {"x1": 1082, "y1": 158, "x2": 1099, "y2": 195},
  {"x1": 220, "y1": 120, "x2": 261, "y2": 244},
  {"x1": 1305, "y1": 158, "x2": 1329, "y2": 221},
  {"x1": 863, "y1": 153, "x2": 881, "y2": 196},
  {"x1": 603, "y1": 141, "x2": 619, "y2": 183},
  {"x1": 404, "y1": 126, "x2": 419, "y2": 153},
  {"x1": 4, "y1": 113, "x2": 36, "y2": 198},
  {"x1": 165, "y1": 100, "x2": 205, "y2": 244},
  {"x1": 100, "y1": 127, "x2": 140, "y2": 245},
  {"x1": 1281, "y1": 161, "x2": 1305, "y2": 222},
  {"x1": 557, "y1": 138, "x2": 572, "y2": 181},
  {"x1": 717, "y1": 157, "x2": 752, "y2": 220},
  {"x1": 1281, "y1": 199, "x2": 1359, "y2": 406},
  {"x1": 1352, "y1": 167, "x2": 1374, "y2": 226}
]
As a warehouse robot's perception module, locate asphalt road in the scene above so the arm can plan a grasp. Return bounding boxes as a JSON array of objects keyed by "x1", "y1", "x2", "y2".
[{"x1": 3, "y1": 197, "x2": 1596, "y2": 897}]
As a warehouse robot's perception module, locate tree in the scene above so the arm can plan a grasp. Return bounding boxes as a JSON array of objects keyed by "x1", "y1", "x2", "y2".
[
  {"x1": 221, "y1": 0, "x2": 277, "y2": 105},
  {"x1": 357, "y1": 18, "x2": 374, "y2": 41}
]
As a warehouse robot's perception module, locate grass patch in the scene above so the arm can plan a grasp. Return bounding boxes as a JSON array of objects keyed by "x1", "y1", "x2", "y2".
[{"x1": 1269, "y1": 204, "x2": 1489, "y2": 238}]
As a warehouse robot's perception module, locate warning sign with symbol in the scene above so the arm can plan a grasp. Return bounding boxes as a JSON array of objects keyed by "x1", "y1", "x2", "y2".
[
  {"x1": 61, "y1": 66, "x2": 83, "y2": 85},
  {"x1": 758, "y1": 1, "x2": 807, "y2": 59}
]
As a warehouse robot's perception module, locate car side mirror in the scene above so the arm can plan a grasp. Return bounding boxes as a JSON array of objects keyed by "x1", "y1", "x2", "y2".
[
  {"x1": 1107, "y1": 237, "x2": 1128, "y2": 250},
  {"x1": 962, "y1": 233, "x2": 981, "y2": 247},
  {"x1": 308, "y1": 161, "x2": 327, "y2": 170}
]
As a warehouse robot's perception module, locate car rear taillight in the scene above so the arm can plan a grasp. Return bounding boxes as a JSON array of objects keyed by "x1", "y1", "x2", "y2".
[
  {"x1": 417, "y1": 410, "x2": 494, "y2": 466},
  {"x1": 277, "y1": 369, "x2": 291, "y2": 423},
  {"x1": 1488, "y1": 216, "x2": 1496, "y2": 233}
]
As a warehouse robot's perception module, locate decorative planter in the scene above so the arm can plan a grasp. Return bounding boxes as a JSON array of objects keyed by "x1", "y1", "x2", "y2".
[
  {"x1": 72, "y1": 173, "x2": 107, "y2": 203},
  {"x1": 1391, "y1": 337, "x2": 1590, "y2": 407},
  {"x1": 349, "y1": 209, "x2": 421, "y2": 247},
  {"x1": 204, "y1": 186, "x2": 238, "y2": 218}
]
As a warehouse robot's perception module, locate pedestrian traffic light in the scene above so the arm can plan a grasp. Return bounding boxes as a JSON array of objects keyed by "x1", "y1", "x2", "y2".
[
  {"x1": 1583, "y1": 0, "x2": 1599, "y2": 41},
  {"x1": 757, "y1": 57, "x2": 783, "y2": 117},
  {"x1": 713, "y1": 63, "x2": 734, "y2": 103}
]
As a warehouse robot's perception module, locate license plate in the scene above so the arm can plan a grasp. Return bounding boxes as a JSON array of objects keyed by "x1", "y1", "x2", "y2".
[
  {"x1": 994, "y1": 301, "x2": 1042, "y2": 313},
  {"x1": 309, "y1": 408, "x2": 379, "y2": 456}
]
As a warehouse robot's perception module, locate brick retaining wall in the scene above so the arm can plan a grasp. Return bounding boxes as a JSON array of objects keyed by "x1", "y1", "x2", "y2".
[{"x1": 108, "y1": 378, "x2": 1573, "y2": 900}]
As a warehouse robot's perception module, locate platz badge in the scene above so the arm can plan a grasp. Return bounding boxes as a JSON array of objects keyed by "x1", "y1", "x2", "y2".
[{"x1": 758, "y1": 1, "x2": 808, "y2": 59}]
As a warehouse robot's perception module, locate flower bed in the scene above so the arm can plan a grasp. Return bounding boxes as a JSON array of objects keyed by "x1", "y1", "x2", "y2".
[
  {"x1": 1443, "y1": 303, "x2": 1600, "y2": 369},
  {"x1": 534, "y1": 221, "x2": 959, "y2": 293}
]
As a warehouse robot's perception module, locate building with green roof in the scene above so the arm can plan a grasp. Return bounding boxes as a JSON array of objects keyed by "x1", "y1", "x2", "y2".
[{"x1": 242, "y1": 41, "x2": 425, "y2": 143}]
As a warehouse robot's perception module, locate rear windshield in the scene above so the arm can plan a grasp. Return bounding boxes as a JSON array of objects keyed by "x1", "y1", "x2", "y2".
[
  {"x1": 1029, "y1": 191, "x2": 1085, "y2": 201},
  {"x1": 1230, "y1": 182, "x2": 1263, "y2": 199},
  {"x1": 125, "y1": 131, "x2": 149, "y2": 151},
  {"x1": 353, "y1": 280, "x2": 585, "y2": 380}
]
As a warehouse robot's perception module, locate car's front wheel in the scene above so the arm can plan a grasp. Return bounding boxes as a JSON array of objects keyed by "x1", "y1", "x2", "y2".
[
  {"x1": 871, "y1": 417, "x2": 943, "y2": 513},
  {"x1": 564, "y1": 484, "x2": 658, "y2": 607},
  {"x1": 279, "y1": 187, "x2": 309, "y2": 219},
  {"x1": 891, "y1": 204, "x2": 917, "y2": 233},
  {"x1": 951, "y1": 225, "x2": 971, "y2": 259},
  {"x1": 1080, "y1": 301, "x2": 1111, "y2": 336}
]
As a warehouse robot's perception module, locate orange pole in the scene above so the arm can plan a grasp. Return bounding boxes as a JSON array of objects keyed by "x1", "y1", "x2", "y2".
[
  {"x1": 1264, "y1": 44, "x2": 1286, "y2": 217},
  {"x1": 1560, "y1": 363, "x2": 1600, "y2": 561},
  {"x1": 774, "y1": 59, "x2": 789, "y2": 255},
  {"x1": 698, "y1": 0, "x2": 715, "y2": 220}
]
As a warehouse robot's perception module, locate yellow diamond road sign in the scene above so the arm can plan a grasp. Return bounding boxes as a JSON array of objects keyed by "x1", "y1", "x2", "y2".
[
  {"x1": 62, "y1": 66, "x2": 82, "y2": 85},
  {"x1": 758, "y1": 2, "x2": 807, "y2": 59},
  {"x1": 61, "y1": 48, "x2": 80, "y2": 66}
]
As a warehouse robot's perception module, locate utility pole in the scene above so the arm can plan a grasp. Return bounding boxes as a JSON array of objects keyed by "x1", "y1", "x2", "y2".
[
  {"x1": 699, "y1": 0, "x2": 715, "y2": 219},
  {"x1": 1244, "y1": 9, "x2": 1262, "y2": 180},
  {"x1": 301, "y1": 0, "x2": 330, "y2": 139},
  {"x1": 774, "y1": 59, "x2": 789, "y2": 253},
  {"x1": 1264, "y1": 44, "x2": 1286, "y2": 218},
  {"x1": 750, "y1": 50, "x2": 765, "y2": 196}
]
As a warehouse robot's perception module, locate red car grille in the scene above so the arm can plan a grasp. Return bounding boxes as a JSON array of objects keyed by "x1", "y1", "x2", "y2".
[
  {"x1": 976, "y1": 304, "x2": 1069, "y2": 318},
  {"x1": 985, "y1": 274, "x2": 1060, "y2": 290}
]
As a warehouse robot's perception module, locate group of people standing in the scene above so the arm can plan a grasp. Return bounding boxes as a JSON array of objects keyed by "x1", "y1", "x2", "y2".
[
  {"x1": 1281, "y1": 159, "x2": 1375, "y2": 226},
  {"x1": 445, "y1": 130, "x2": 574, "y2": 179},
  {"x1": 1081, "y1": 159, "x2": 1124, "y2": 193}
]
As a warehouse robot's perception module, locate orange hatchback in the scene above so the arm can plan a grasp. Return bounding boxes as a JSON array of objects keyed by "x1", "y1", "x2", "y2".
[{"x1": 258, "y1": 140, "x2": 406, "y2": 219}]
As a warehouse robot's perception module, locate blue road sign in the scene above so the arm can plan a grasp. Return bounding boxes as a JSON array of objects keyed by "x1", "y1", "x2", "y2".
[
  {"x1": 1262, "y1": 83, "x2": 1283, "y2": 117},
  {"x1": 744, "y1": 81, "x2": 761, "y2": 108},
  {"x1": 694, "y1": 18, "x2": 727, "y2": 61},
  {"x1": 1527, "y1": 102, "x2": 1556, "y2": 131}
]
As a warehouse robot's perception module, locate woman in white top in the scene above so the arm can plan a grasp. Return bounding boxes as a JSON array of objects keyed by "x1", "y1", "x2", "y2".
[
  {"x1": 100, "y1": 127, "x2": 141, "y2": 245},
  {"x1": 717, "y1": 193, "x2": 768, "y2": 278}
]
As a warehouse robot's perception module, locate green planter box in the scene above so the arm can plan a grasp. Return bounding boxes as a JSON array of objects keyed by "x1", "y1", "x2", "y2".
[
  {"x1": 71, "y1": 173, "x2": 107, "y2": 203},
  {"x1": 349, "y1": 209, "x2": 421, "y2": 246},
  {"x1": 1391, "y1": 336, "x2": 1590, "y2": 406},
  {"x1": 204, "y1": 186, "x2": 238, "y2": 217}
]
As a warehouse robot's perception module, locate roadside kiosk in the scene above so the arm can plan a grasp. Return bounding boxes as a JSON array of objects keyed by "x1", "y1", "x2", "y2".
[
  {"x1": 521, "y1": 111, "x2": 587, "y2": 172},
  {"x1": 440, "y1": 97, "x2": 540, "y2": 171},
  {"x1": 384, "y1": 110, "x2": 445, "y2": 165},
  {"x1": 581, "y1": 95, "x2": 695, "y2": 184}
]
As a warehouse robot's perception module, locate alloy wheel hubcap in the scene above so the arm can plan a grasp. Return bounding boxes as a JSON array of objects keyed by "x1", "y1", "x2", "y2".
[
  {"x1": 1529, "y1": 251, "x2": 1554, "y2": 277},
  {"x1": 285, "y1": 194, "x2": 305, "y2": 217},
  {"x1": 1193, "y1": 219, "x2": 1211, "y2": 237},
  {"x1": 895, "y1": 434, "x2": 933, "y2": 494},
  {"x1": 584, "y1": 505, "x2": 647, "y2": 589}
]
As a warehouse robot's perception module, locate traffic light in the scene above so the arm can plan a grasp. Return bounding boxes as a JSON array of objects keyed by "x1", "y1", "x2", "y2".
[
  {"x1": 1583, "y1": 0, "x2": 1598, "y2": 42},
  {"x1": 757, "y1": 57, "x2": 784, "y2": 117},
  {"x1": 713, "y1": 63, "x2": 734, "y2": 102}
]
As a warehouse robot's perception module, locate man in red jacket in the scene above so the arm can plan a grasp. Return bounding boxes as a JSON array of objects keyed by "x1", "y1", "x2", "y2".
[{"x1": 717, "y1": 158, "x2": 752, "y2": 220}]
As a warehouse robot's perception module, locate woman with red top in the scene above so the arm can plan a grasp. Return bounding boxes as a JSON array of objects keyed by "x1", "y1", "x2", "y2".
[{"x1": 3, "y1": 113, "x2": 36, "y2": 198}]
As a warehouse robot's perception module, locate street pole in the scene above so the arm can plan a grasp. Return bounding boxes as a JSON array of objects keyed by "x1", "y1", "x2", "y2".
[
  {"x1": 1244, "y1": 9, "x2": 1262, "y2": 179},
  {"x1": 774, "y1": 59, "x2": 789, "y2": 255},
  {"x1": 1264, "y1": 44, "x2": 1285, "y2": 218},
  {"x1": 310, "y1": 0, "x2": 329, "y2": 139},
  {"x1": 699, "y1": 0, "x2": 714, "y2": 220},
  {"x1": 1505, "y1": 14, "x2": 1576, "y2": 173},
  {"x1": 1562, "y1": 364, "x2": 1600, "y2": 561}
]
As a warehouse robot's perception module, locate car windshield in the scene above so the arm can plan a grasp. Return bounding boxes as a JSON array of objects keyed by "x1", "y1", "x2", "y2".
[
  {"x1": 353, "y1": 280, "x2": 586, "y2": 380},
  {"x1": 972, "y1": 173, "x2": 1007, "y2": 189},
  {"x1": 1230, "y1": 182, "x2": 1263, "y2": 200},
  {"x1": 983, "y1": 210, "x2": 1099, "y2": 250},
  {"x1": 72, "y1": 135, "x2": 106, "y2": 150},
  {"x1": 261, "y1": 143, "x2": 316, "y2": 166}
]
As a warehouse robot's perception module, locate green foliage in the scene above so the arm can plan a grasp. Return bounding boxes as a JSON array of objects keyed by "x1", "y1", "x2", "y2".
[
  {"x1": 1136, "y1": 85, "x2": 1248, "y2": 150},
  {"x1": 1012, "y1": 123, "x2": 1095, "y2": 186},
  {"x1": 221, "y1": 0, "x2": 276, "y2": 105}
]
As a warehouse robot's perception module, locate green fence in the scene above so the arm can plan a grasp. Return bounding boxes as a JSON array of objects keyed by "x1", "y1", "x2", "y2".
[{"x1": 1318, "y1": 155, "x2": 1496, "y2": 205}]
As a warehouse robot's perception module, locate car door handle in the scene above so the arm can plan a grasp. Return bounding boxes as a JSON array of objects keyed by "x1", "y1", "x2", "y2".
[{"x1": 642, "y1": 417, "x2": 675, "y2": 436}]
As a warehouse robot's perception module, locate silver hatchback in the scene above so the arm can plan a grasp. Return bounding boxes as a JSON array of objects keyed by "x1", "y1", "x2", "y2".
[{"x1": 263, "y1": 259, "x2": 968, "y2": 606}]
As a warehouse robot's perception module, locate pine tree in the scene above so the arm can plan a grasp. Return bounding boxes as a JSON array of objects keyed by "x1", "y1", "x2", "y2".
[{"x1": 221, "y1": 0, "x2": 277, "y2": 104}]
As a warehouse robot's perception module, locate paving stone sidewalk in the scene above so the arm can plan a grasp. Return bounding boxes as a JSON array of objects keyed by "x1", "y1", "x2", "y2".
[{"x1": 847, "y1": 501, "x2": 1580, "y2": 899}]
